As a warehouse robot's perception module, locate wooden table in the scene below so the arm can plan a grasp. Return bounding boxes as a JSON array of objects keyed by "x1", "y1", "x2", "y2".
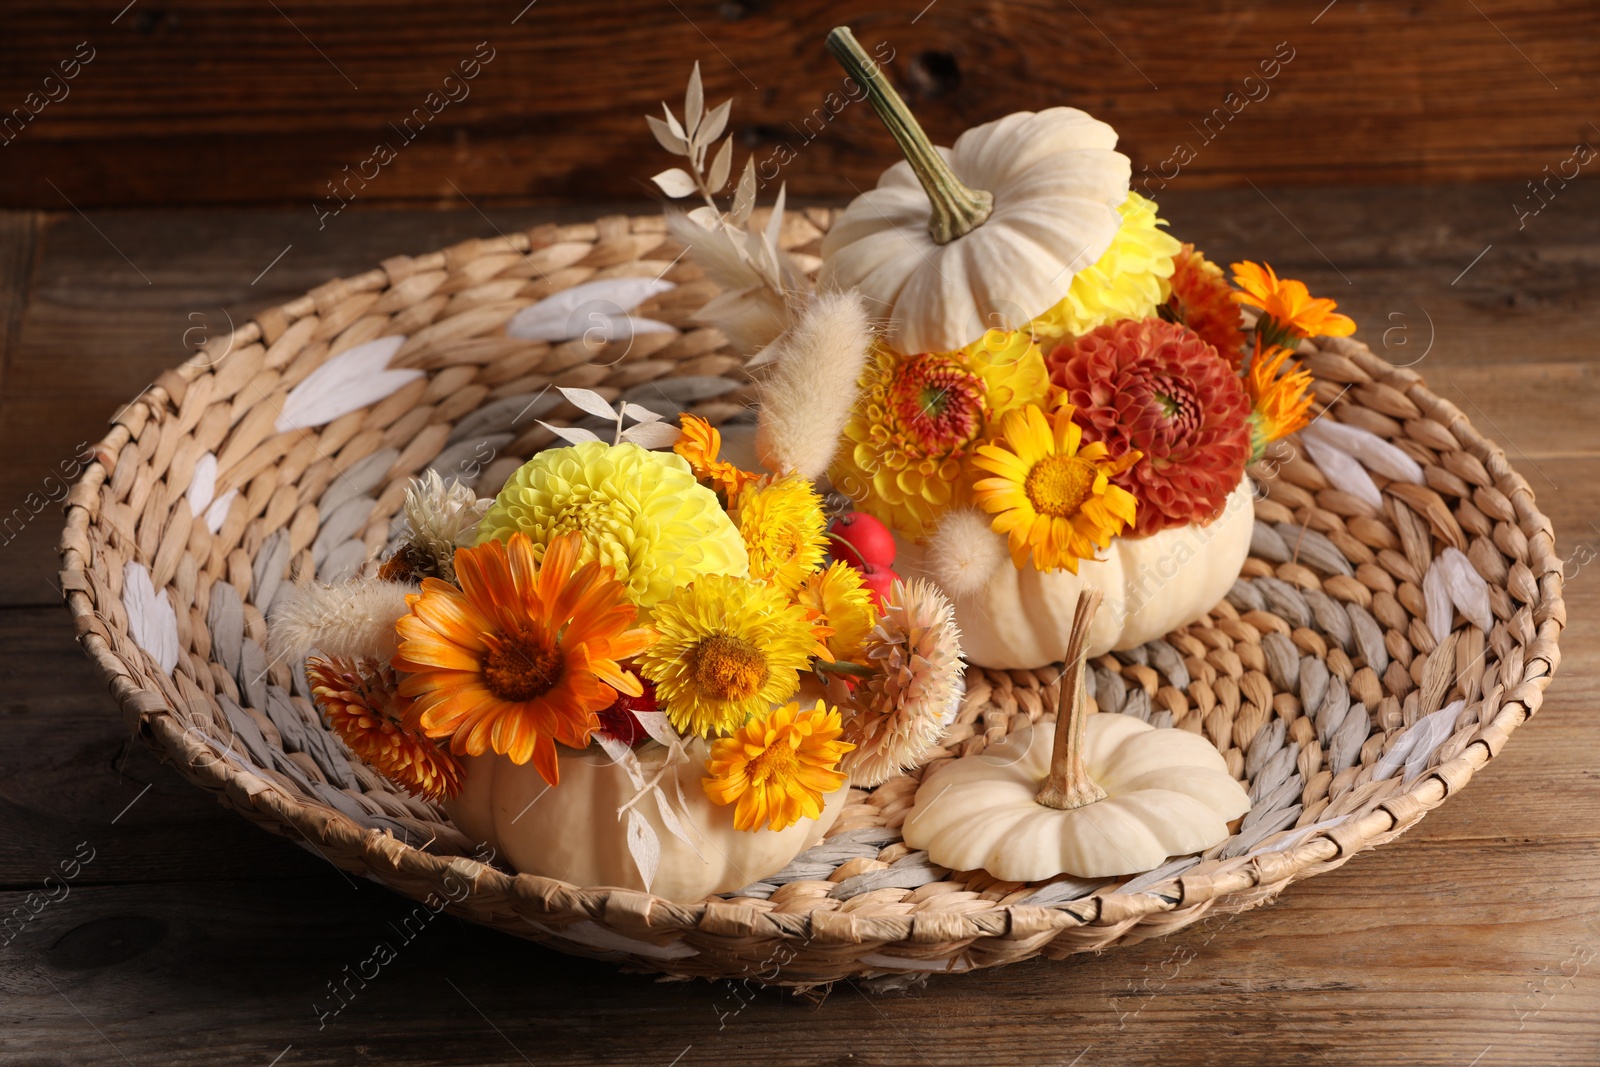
[{"x1": 2, "y1": 185, "x2": 1596, "y2": 1065}]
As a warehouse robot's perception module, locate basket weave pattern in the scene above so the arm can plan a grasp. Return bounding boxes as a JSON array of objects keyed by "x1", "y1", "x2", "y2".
[{"x1": 59, "y1": 212, "x2": 1565, "y2": 985}]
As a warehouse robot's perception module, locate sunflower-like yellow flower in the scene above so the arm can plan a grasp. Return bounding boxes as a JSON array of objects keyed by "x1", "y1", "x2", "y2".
[
  {"x1": 1030, "y1": 192, "x2": 1182, "y2": 341},
  {"x1": 829, "y1": 330, "x2": 1051, "y2": 540},
  {"x1": 702, "y1": 700, "x2": 854, "y2": 832},
  {"x1": 1245, "y1": 338, "x2": 1316, "y2": 459},
  {"x1": 796, "y1": 561, "x2": 878, "y2": 664},
  {"x1": 1230, "y1": 261, "x2": 1356, "y2": 347},
  {"x1": 674, "y1": 413, "x2": 758, "y2": 499},
  {"x1": 972, "y1": 402, "x2": 1142, "y2": 573},
  {"x1": 475, "y1": 441, "x2": 747, "y2": 608},
  {"x1": 639, "y1": 574, "x2": 822, "y2": 737},
  {"x1": 731, "y1": 476, "x2": 829, "y2": 594}
]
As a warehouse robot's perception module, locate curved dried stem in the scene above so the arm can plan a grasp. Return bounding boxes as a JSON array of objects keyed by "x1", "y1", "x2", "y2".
[{"x1": 1035, "y1": 589, "x2": 1108, "y2": 810}]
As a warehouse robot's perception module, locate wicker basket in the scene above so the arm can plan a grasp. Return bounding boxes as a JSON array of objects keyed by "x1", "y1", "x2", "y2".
[{"x1": 58, "y1": 211, "x2": 1565, "y2": 986}]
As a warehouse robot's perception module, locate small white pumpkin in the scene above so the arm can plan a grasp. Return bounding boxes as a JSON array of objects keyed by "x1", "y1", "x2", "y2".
[
  {"x1": 901, "y1": 480, "x2": 1254, "y2": 669},
  {"x1": 817, "y1": 27, "x2": 1130, "y2": 355},
  {"x1": 903, "y1": 591, "x2": 1249, "y2": 880},
  {"x1": 446, "y1": 736, "x2": 848, "y2": 904}
]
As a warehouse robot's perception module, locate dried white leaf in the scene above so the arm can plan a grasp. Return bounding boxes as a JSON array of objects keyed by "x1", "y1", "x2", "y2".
[
  {"x1": 123, "y1": 561, "x2": 179, "y2": 675},
  {"x1": 652, "y1": 790, "x2": 706, "y2": 861},
  {"x1": 625, "y1": 809, "x2": 660, "y2": 892},
  {"x1": 620, "y1": 402, "x2": 663, "y2": 424},
  {"x1": 1438, "y1": 546, "x2": 1494, "y2": 634},
  {"x1": 595, "y1": 734, "x2": 647, "y2": 788},
  {"x1": 1299, "y1": 431, "x2": 1382, "y2": 509},
  {"x1": 1422, "y1": 558, "x2": 1456, "y2": 645},
  {"x1": 506, "y1": 277, "x2": 676, "y2": 342},
  {"x1": 205, "y1": 489, "x2": 237, "y2": 534},
  {"x1": 686, "y1": 204, "x2": 720, "y2": 228},
  {"x1": 1372, "y1": 700, "x2": 1464, "y2": 782},
  {"x1": 537, "y1": 421, "x2": 602, "y2": 445},
  {"x1": 1404, "y1": 699, "x2": 1467, "y2": 782},
  {"x1": 645, "y1": 113, "x2": 689, "y2": 156},
  {"x1": 698, "y1": 99, "x2": 731, "y2": 148},
  {"x1": 188, "y1": 451, "x2": 218, "y2": 517},
  {"x1": 684, "y1": 62, "x2": 704, "y2": 142},
  {"x1": 661, "y1": 102, "x2": 686, "y2": 141},
  {"x1": 276, "y1": 336, "x2": 420, "y2": 433},
  {"x1": 707, "y1": 135, "x2": 734, "y2": 194},
  {"x1": 652, "y1": 167, "x2": 699, "y2": 199},
  {"x1": 557, "y1": 386, "x2": 620, "y2": 422},
  {"x1": 1301, "y1": 420, "x2": 1424, "y2": 485},
  {"x1": 731, "y1": 156, "x2": 757, "y2": 225},
  {"x1": 763, "y1": 181, "x2": 788, "y2": 264},
  {"x1": 621, "y1": 422, "x2": 682, "y2": 449},
  {"x1": 630, "y1": 710, "x2": 681, "y2": 749}
]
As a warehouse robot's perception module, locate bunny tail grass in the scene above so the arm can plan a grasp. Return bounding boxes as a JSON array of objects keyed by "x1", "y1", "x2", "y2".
[
  {"x1": 754, "y1": 290, "x2": 873, "y2": 481},
  {"x1": 926, "y1": 508, "x2": 1007, "y2": 598},
  {"x1": 267, "y1": 578, "x2": 416, "y2": 665}
]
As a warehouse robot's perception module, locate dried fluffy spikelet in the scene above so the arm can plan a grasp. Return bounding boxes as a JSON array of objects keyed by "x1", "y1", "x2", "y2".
[
  {"x1": 754, "y1": 290, "x2": 872, "y2": 481},
  {"x1": 926, "y1": 508, "x2": 1007, "y2": 598},
  {"x1": 267, "y1": 578, "x2": 416, "y2": 665},
  {"x1": 666, "y1": 211, "x2": 794, "y2": 354}
]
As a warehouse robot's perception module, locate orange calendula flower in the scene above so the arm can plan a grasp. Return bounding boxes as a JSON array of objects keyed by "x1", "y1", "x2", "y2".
[
  {"x1": 971, "y1": 401, "x2": 1141, "y2": 573},
  {"x1": 393, "y1": 531, "x2": 655, "y2": 786},
  {"x1": 675, "y1": 413, "x2": 757, "y2": 498},
  {"x1": 307, "y1": 656, "x2": 464, "y2": 802},
  {"x1": 1164, "y1": 243, "x2": 1246, "y2": 366},
  {"x1": 1245, "y1": 338, "x2": 1316, "y2": 460},
  {"x1": 1230, "y1": 261, "x2": 1356, "y2": 347},
  {"x1": 702, "y1": 699, "x2": 854, "y2": 832}
]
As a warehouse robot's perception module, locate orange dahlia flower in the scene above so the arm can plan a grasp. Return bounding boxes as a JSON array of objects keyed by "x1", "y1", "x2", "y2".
[
  {"x1": 392, "y1": 531, "x2": 655, "y2": 786},
  {"x1": 306, "y1": 656, "x2": 464, "y2": 802},
  {"x1": 1164, "y1": 244, "x2": 1246, "y2": 366}
]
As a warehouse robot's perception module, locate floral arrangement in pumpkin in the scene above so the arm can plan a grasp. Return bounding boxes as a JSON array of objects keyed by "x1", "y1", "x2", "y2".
[{"x1": 270, "y1": 360, "x2": 964, "y2": 895}]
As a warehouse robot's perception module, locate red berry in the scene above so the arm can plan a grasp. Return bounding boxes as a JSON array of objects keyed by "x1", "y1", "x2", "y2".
[
  {"x1": 829, "y1": 512, "x2": 897, "y2": 570},
  {"x1": 857, "y1": 562, "x2": 900, "y2": 610},
  {"x1": 597, "y1": 678, "x2": 656, "y2": 747}
]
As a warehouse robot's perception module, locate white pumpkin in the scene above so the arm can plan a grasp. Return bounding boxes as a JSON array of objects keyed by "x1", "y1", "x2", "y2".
[
  {"x1": 901, "y1": 480, "x2": 1255, "y2": 669},
  {"x1": 446, "y1": 737, "x2": 848, "y2": 904},
  {"x1": 903, "y1": 591, "x2": 1249, "y2": 880},
  {"x1": 817, "y1": 27, "x2": 1130, "y2": 355}
]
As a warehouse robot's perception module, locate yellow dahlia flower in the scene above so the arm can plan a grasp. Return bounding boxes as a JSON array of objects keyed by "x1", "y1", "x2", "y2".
[
  {"x1": 731, "y1": 476, "x2": 829, "y2": 594},
  {"x1": 972, "y1": 402, "x2": 1142, "y2": 573},
  {"x1": 475, "y1": 441, "x2": 747, "y2": 608},
  {"x1": 702, "y1": 699, "x2": 854, "y2": 832},
  {"x1": 829, "y1": 330, "x2": 1051, "y2": 540},
  {"x1": 639, "y1": 574, "x2": 821, "y2": 737},
  {"x1": 796, "y1": 561, "x2": 878, "y2": 664},
  {"x1": 1029, "y1": 192, "x2": 1182, "y2": 341}
]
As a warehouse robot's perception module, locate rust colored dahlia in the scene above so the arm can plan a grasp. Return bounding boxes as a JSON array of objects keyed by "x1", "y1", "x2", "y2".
[
  {"x1": 1047, "y1": 319, "x2": 1251, "y2": 535},
  {"x1": 1163, "y1": 244, "x2": 1246, "y2": 366}
]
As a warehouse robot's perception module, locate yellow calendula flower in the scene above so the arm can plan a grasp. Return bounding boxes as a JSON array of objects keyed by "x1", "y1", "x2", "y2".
[
  {"x1": 1030, "y1": 192, "x2": 1182, "y2": 341},
  {"x1": 972, "y1": 402, "x2": 1142, "y2": 573},
  {"x1": 796, "y1": 561, "x2": 878, "y2": 664},
  {"x1": 1245, "y1": 338, "x2": 1316, "y2": 459},
  {"x1": 639, "y1": 574, "x2": 821, "y2": 737},
  {"x1": 829, "y1": 330, "x2": 1051, "y2": 540},
  {"x1": 731, "y1": 476, "x2": 829, "y2": 594},
  {"x1": 702, "y1": 700, "x2": 854, "y2": 832},
  {"x1": 475, "y1": 441, "x2": 747, "y2": 608}
]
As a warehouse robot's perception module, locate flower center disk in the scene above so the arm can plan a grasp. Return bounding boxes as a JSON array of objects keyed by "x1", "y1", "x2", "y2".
[
  {"x1": 887, "y1": 356, "x2": 987, "y2": 453},
  {"x1": 1024, "y1": 454, "x2": 1097, "y2": 519},
  {"x1": 692, "y1": 634, "x2": 770, "y2": 702},
  {"x1": 481, "y1": 626, "x2": 564, "y2": 702},
  {"x1": 747, "y1": 739, "x2": 800, "y2": 786}
]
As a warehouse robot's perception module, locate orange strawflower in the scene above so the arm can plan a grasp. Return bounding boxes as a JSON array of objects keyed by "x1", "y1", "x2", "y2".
[
  {"x1": 393, "y1": 531, "x2": 655, "y2": 786},
  {"x1": 1230, "y1": 261, "x2": 1356, "y2": 347},
  {"x1": 675, "y1": 413, "x2": 757, "y2": 498},
  {"x1": 1164, "y1": 244, "x2": 1246, "y2": 366},
  {"x1": 1245, "y1": 338, "x2": 1316, "y2": 460},
  {"x1": 702, "y1": 700, "x2": 854, "y2": 832},
  {"x1": 306, "y1": 656, "x2": 464, "y2": 802}
]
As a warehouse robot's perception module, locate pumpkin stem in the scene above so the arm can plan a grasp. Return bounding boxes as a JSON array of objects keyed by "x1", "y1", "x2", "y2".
[
  {"x1": 1035, "y1": 590, "x2": 1109, "y2": 811},
  {"x1": 825, "y1": 27, "x2": 994, "y2": 245}
]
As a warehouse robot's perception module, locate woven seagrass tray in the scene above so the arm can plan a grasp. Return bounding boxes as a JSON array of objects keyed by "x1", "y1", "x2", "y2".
[{"x1": 58, "y1": 211, "x2": 1565, "y2": 986}]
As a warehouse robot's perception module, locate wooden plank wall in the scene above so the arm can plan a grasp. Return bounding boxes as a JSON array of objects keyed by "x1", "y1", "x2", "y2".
[{"x1": 0, "y1": 0, "x2": 1594, "y2": 210}]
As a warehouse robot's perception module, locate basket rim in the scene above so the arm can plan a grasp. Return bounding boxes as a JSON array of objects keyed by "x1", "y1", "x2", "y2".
[{"x1": 56, "y1": 213, "x2": 1567, "y2": 953}]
